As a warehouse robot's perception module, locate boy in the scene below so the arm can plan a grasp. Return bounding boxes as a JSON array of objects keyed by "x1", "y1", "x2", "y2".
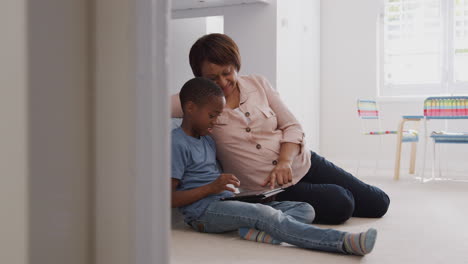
[{"x1": 171, "y1": 77, "x2": 377, "y2": 255}]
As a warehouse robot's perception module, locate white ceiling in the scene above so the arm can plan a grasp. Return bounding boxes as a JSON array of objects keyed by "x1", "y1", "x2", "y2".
[{"x1": 172, "y1": 0, "x2": 270, "y2": 11}]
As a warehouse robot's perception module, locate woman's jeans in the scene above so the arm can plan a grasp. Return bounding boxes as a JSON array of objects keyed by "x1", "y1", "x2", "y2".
[
  {"x1": 190, "y1": 200, "x2": 347, "y2": 254},
  {"x1": 277, "y1": 151, "x2": 391, "y2": 224}
]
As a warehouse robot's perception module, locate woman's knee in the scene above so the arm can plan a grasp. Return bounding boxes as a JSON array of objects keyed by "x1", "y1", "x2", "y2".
[
  {"x1": 351, "y1": 185, "x2": 390, "y2": 218},
  {"x1": 311, "y1": 185, "x2": 355, "y2": 225},
  {"x1": 330, "y1": 188, "x2": 355, "y2": 224},
  {"x1": 369, "y1": 189, "x2": 390, "y2": 217}
]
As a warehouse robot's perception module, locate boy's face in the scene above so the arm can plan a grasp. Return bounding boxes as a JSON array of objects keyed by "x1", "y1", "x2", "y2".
[{"x1": 190, "y1": 95, "x2": 225, "y2": 136}]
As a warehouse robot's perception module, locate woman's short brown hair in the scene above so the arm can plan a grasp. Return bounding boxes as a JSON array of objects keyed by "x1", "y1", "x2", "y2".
[{"x1": 189, "y1": 33, "x2": 241, "y2": 77}]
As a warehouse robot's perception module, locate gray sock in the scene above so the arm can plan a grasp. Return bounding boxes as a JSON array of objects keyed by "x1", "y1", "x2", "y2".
[{"x1": 342, "y1": 228, "x2": 377, "y2": 256}]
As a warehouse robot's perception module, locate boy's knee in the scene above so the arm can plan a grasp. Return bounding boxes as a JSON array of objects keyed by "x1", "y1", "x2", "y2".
[
  {"x1": 252, "y1": 203, "x2": 281, "y2": 219},
  {"x1": 299, "y1": 202, "x2": 315, "y2": 223}
]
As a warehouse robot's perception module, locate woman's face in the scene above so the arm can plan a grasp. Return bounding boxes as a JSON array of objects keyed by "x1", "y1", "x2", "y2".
[{"x1": 200, "y1": 61, "x2": 238, "y2": 98}]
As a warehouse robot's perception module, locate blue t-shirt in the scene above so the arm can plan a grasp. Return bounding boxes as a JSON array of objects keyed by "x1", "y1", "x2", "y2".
[{"x1": 171, "y1": 127, "x2": 233, "y2": 222}]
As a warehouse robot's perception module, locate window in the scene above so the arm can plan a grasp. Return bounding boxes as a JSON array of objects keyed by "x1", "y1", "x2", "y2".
[{"x1": 380, "y1": 0, "x2": 468, "y2": 96}]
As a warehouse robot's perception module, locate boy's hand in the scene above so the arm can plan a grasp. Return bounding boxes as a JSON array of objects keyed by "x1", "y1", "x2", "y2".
[{"x1": 209, "y1": 173, "x2": 240, "y2": 194}]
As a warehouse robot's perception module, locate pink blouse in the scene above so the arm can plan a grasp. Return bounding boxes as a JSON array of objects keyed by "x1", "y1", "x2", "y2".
[{"x1": 171, "y1": 75, "x2": 311, "y2": 190}]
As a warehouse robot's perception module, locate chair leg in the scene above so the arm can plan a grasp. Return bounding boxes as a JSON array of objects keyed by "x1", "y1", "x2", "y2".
[
  {"x1": 431, "y1": 140, "x2": 436, "y2": 181},
  {"x1": 394, "y1": 140, "x2": 403, "y2": 180},
  {"x1": 412, "y1": 119, "x2": 422, "y2": 177},
  {"x1": 375, "y1": 136, "x2": 383, "y2": 176},
  {"x1": 409, "y1": 142, "x2": 417, "y2": 174},
  {"x1": 438, "y1": 144, "x2": 442, "y2": 179},
  {"x1": 421, "y1": 120, "x2": 428, "y2": 183},
  {"x1": 394, "y1": 120, "x2": 405, "y2": 180}
]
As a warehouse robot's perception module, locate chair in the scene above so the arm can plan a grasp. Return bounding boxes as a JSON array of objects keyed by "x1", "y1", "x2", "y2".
[
  {"x1": 356, "y1": 99, "x2": 420, "y2": 178},
  {"x1": 421, "y1": 96, "x2": 468, "y2": 181}
]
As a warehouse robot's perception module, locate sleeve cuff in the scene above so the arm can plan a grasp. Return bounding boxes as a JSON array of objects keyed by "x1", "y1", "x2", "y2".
[{"x1": 280, "y1": 130, "x2": 306, "y2": 154}]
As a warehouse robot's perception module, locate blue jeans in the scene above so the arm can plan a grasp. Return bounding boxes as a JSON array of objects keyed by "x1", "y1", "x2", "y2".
[
  {"x1": 277, "y1": 151, "x2": 391, "y2": 224},
  {"x1": 189, "y1": 200, "x2": 347, "y2": 254}
]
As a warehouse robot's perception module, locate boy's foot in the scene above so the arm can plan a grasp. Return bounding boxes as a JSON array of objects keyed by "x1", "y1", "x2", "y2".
[
  {"x1": 238, "y1": 228, "x2": 282, "y2": 245},
  {"x1": 342, "y1": 228, "x2": 377, "y2": 256}
]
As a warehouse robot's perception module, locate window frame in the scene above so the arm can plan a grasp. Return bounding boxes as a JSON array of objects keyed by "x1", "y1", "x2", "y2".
[{"x1": 379, "y1": 0, "x2": 468, "y2": 98}]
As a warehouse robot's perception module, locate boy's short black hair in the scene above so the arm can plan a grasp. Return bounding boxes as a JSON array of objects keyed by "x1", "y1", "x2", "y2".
[{"x1": 179, "y1": 77, "x2": 224, "y2": 111}]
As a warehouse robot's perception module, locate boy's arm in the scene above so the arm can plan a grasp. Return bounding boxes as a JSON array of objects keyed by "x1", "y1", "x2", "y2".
[
  {"x1": 171, "y1": 179, "x2": 214, "y2": 208},
  {"x1": 171, "y1": 174, "x2": 240, "y2": 208}
]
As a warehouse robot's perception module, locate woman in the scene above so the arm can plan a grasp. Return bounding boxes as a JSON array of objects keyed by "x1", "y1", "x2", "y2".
[{"x1": 171, "y1": 33, "x2": 390, "y2": 224}]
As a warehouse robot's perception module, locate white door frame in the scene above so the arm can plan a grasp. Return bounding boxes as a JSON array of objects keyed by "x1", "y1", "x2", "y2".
[{"x1": 135, "y1": 0, "x2": 170, "y2": 263}]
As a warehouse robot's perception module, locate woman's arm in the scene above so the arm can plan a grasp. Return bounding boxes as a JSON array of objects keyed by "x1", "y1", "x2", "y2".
[
  {"x1": 171, "y1": 174, "x2": 240, "y2": 208},
  {"x1": 171, "y1": 93, "x2": 184, "y2": 118},
  {"x1": 259, "y1": 76, "x2": 306, "y2": 152},
  {"x1": 256, "y1": 76, "x2": 305, "y2": 188},
  {"x1": 278, "y1": 142, "x2": 300, "y2": 165}
]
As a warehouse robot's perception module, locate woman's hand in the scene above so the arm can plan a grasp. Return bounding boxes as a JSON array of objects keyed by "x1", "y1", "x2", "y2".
[
  {"x1": 209, "y1": 173, "x2": 240, "y2": 194},
  {"x1": 262, "y1": 160, "x2": 293, "y2": 189}
]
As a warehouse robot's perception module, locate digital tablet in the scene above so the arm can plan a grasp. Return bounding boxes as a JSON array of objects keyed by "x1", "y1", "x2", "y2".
[{"x1": 220, "y1": 188, "x2": 285, "y2": 203}]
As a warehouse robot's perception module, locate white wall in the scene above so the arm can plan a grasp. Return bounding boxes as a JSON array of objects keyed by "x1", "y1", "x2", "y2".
[
  {"x1": 95, "y1": 0, "x2": 134, "y2": 263},
  {"x1": 277, "y1": 0, "x2": 320, "y2": 152},
  {"x1": 27, "y1": 1, "x2": 92, "y2": 263},
  {"x1": 169, "y1": 17, "x2": 208, "y2": 93},
  {"x1": 169, "y1": 16, "x2": 224, "y2": 93},
  {"x1": 1, "y1": 0, "x2": 171, "y2": 263},
  {"x1": 169, "y1": 1, "x2": 321, "y2": 150},
  {"x1": 0, "y1": 1, "x2": 92, "y2": 264},
  {"x1": 224, "y1": 2, "x2": 278, "y2": 86},
  {"x1": 0, "y1": 1, "x2": 28, "y2": 263},
  {"x1": 172, "y1": 2, "x2": 278, "y2": 86},
  {"x1": 321, "y1": 0, "x2": 468, "y2": 172}
]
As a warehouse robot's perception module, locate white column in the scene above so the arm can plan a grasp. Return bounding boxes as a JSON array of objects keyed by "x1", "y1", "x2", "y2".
[
  {"x1": 135, "y1": 0, "x2": 171, "y2": 264},
  {"x1": 0, "y1": 1, "x2": 28, "y2": 263},
  {"x1": 95, "y1": 0, "x2": 170, "y2": 263}
]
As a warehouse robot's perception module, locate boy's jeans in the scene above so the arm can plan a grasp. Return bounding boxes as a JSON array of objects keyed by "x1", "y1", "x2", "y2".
[{"x1": 189, "y1": 200, "x2": 347, "y2": 254}]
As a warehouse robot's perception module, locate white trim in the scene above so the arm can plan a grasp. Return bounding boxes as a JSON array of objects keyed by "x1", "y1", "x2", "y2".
[
  {"x1": 135, "y1": 0, "x2": 170, "y2": 264},
  {"x1": 172, "y1": 6, "x2": 224, "y2": 19},
  {"x1": 171, "y1": 1, "x2": 269, "y2": 19},
  {"x1": 172, "y1": 0, "x2": 270, "y2": 11}
]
